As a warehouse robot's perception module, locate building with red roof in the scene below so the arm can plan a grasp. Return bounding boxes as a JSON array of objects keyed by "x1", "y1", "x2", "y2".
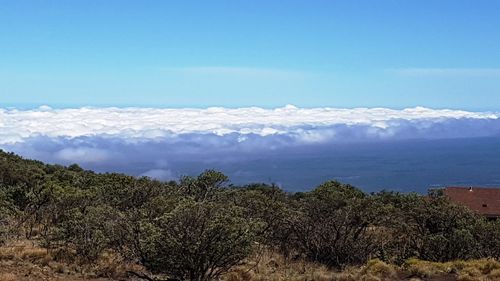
[{"x1": 443, "y1": 186, "x2": 500, "y2": 219}]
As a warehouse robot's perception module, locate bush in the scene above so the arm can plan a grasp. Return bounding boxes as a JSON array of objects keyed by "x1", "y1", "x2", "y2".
[
  {"x1": 288, "y1": 181, "x2": 378, "y2": 268},
  {"x1": 372, "y1": 192, "x2": 488, "y2": 263},
  {"x1": 50, "y1": 205, "x2": 119, "y2": 263},
  {"x1": 133, "y1": 200, "x2": 260, "y2": 281}
]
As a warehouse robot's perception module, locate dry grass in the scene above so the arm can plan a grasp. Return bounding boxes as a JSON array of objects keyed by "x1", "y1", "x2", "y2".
[
  {"x1": 0, "y1": 239, "x2": 51, "y2": 263},
  {"x1": 225, "y1": 250, "x2": 500, "y2": 281},
  {"x1": 405, "y1": 258, "x2": 500, "y2": 281},
  {"x1": 405, "y1": 258, "x2": 452, "y2": 277},
  {"x1": 1, "y1": 239, "x2": 500, "y2": 280},
  {"x1": 224, "y1": 249, "x2": 339, "y2": 281},
  {"x1": 361, "y1": 259, "x2": 398, "y2": 280},
  {"x1": 0, "y1": 239, "x2": 138, "y2": 280},
  {"x1": 223, "y1": 250, "x2": 400, "y2": 281},
  {"x1": 0, "y1": 273, "x2": 17, "y2": 281}
]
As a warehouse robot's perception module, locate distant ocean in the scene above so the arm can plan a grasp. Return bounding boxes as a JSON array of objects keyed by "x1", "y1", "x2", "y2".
[{"x1": 96, "y1": 137, "x2": 500, "y2": 194}]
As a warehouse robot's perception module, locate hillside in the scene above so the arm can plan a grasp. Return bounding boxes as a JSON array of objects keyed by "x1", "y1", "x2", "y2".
[{"x1": 0, "y1": 149, "x2": 500, "y2": 281}]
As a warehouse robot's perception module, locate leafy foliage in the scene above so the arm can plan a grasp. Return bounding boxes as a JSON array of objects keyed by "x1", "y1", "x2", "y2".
[{"x1": 0, "y1": 149, "x2": 499, "y2": 280}]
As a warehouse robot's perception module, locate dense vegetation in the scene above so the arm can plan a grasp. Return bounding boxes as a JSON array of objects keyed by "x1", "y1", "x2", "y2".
[{"x1": 1, "y1": 149, "x2": 499, "y2": 281}]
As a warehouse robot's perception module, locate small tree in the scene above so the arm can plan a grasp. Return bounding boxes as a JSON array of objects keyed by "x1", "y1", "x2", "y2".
[
  {"x1": 179, "y1": 170, "x2": 228, "y2": 202},
  {"x1": 130, "y1": 200, "x2": 259, "y2": 281},
  {"x1": 289, "y1": 181, "x2": 377, "y2": 268},
  {"x1": 372, "y1": 192, "x2": 488, "y2": 263},
  {"x1": 50, "y1": 205, "x2": 118, "y2": 263},
  {"x1": 413, "y1": 197, "x2": 485, "y2": 261}
]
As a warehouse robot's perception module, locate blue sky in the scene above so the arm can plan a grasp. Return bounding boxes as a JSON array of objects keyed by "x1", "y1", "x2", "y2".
[{"x1": 1, "y1": 0, "x2": 500, "y2": 109}]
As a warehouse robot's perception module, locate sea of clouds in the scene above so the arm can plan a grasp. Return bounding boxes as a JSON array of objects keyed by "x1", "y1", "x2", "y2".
[{"x1": 1, "y1": 105, "x2": 500, "y2": 182}]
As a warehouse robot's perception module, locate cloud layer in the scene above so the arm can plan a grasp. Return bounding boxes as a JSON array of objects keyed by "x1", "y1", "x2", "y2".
[
  {"x1": 1, "y1": 105, "x2": 499, "y2": 146},
  {"x1": 2, "y1": 105, "x2": 500, "y2": 187}
]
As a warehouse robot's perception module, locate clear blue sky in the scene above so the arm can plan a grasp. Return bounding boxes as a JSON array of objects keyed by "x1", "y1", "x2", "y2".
[{"x1": 1, "y1": 0, "x2": 499, "y2": 109}]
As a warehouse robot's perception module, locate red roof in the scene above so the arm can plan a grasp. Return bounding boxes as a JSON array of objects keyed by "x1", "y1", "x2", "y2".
[{"x1": 443, "y1": 187, "x2": 500, "y2": 217}]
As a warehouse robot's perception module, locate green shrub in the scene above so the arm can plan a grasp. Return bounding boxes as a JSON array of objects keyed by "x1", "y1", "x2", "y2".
[{"x1": 134, "y1": 200, "x2": 260, "y2": 281}]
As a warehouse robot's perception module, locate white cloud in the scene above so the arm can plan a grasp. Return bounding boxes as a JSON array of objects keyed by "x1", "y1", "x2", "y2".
[
  {"x1": 164, "y1": 66, "x2": 306, "y2": 79},
  {"x1": 54, "y1": 147, "x2": 111, "y2": 163},
  {"x1": 140, "y1": 169, "x2": 177, "y2": 181},
  {"x1": 0, "y1": 106, "x2": 498, "y2": 146},
  {"x1": 2, "y1": 106, "x2": 500, "y2": 188},
  {"x1": 390, "y1": 68, "x2": 500, "y2": 77},
  {"x1": 2, "y1": 105, "x2": 500, "y2": 190}
]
